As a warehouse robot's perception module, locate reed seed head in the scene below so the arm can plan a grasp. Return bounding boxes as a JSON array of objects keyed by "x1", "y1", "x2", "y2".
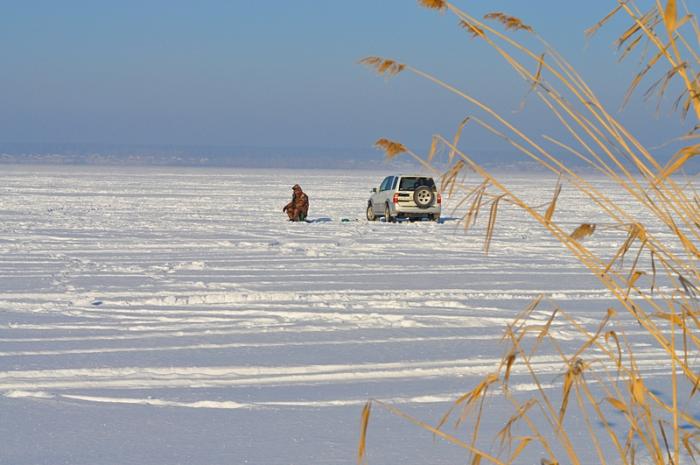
[
  {"x1": 374, "y1": 138, "x2": 407, "y2": 159},
  {"x1": 459, "y1": 20, "x2": 485, "y2": 39},
  {"x1": 570, "y1": 223, "x2": 596, "y2": 241},
  {"x1": 418, "y1": 0, "x2": 446, "y2": 11},
  {"x1": 359, "y1": 57, "x2": 406, "y2": 77},
  {"x1": 484, "y1": 12, "x2": 533, "y2": 33}
]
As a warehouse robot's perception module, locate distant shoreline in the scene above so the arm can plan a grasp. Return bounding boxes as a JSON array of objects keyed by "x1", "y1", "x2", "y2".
[
  {"x1": 2, "y1": 144, "x2": 689, "y2": 174},
  {"x1": 0, "y1": 142, "x2": 532, "y2": 170},
  {"x1": 0, "y1": 163, "x2": 602, "y2": 179}
]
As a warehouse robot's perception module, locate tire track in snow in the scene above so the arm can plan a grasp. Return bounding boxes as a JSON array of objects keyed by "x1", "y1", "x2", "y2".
[{"x1": 0, "y1": 167, "x2": 675, "y2": 412}]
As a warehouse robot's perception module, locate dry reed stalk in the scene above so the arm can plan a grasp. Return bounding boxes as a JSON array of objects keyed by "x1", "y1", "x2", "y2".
[
  {"x1": 358, "y1": 401, "x2": 371, "y2": 465},
  {"x1": 484, "y1": 195, "x2": 505, "y2": 254},
  {"x1": 446, "y1": 3, "x2": 700, "y2": 240},
  {"x1": 366, "y1": 119, "x2": 700, "y2": 460},
  {"x1": 615, "y1": 1, "x2": 700, "y2": 120},
  {"x1": 459, "y1": 20, "x2": 485, "y2": 39},
  {"x1": 585, "y1": 4, "x2": 625, "y2": 38},
  {"x1": 462, "y1": 181, "x2": 487, "y2": 231},
  {"x1": 555, "y1": 303, "x2": 697, "y2": 460},
  {"x1": 359, "y1": 1, "x2": 699, "y2": 463},
  {"x1": 358, "y1": 399, "x2": 506, "y2": 465},
  {"x1": 404, "y1": 60, "x2": 671, "y2": 248},
  {"x1": 366, "y1": 43, "x2": 697, "y2": 350},
  {"x1": 440, "y1": 135, "x2": 699, "y2": 384}
]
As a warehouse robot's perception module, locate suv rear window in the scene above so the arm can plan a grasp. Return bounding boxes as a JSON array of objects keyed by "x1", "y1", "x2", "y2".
[{"x1": 398, "y1": 177, "x2": 436, "y2": 191}]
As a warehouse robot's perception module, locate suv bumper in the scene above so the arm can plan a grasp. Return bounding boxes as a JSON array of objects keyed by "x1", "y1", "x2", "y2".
[{"x1": 391, "y1": 205, "x2": 441, "y2": 217}]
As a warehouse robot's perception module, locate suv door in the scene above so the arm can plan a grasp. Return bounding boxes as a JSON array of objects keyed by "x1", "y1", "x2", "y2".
[{"x1": 374, "y1": 176, "x2": 393, "y2": 213}]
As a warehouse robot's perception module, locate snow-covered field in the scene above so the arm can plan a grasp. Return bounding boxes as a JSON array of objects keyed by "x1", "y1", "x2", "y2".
[{"x1": 0, "y1": 166, "x2": 685, "y2": 464}]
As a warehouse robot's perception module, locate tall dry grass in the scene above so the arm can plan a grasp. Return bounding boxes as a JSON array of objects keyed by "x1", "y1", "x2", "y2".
[{"x1": 359, "y1": 1, "x2": 699, "y2": 464}]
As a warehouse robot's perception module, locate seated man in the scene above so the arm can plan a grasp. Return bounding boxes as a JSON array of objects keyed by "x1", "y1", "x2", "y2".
[{"x1": 282, "y1": 184, "x2": 309, "y2": 221}]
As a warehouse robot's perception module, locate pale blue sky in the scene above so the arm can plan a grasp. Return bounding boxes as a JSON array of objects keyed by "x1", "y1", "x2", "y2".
[{"x1": 0, "y1": 1, "x2": 690, "y2": 161}]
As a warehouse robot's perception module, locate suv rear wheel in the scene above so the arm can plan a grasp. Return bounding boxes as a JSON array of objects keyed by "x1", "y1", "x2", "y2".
[
  {"x1": 366, "y1": 204, "x2": 377, "y2": 221},
  {"x1": 384, "y1": 204, "x2": 394, "y2": 223}
]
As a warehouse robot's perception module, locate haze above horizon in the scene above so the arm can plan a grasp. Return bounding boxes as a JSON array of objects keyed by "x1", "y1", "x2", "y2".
[{"x1": 0, "y1": 1, "x2": 693, "y2": 165}]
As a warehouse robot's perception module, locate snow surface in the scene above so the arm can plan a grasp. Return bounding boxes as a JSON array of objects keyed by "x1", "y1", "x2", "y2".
[{"x1": 0, "y1": 165, "x2": 688, "y2": 464}]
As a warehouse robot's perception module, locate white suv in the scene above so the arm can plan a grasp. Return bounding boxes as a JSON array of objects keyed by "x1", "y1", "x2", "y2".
[{"x1": 367, "y1": 174, "x2": 441, "y2": 222}]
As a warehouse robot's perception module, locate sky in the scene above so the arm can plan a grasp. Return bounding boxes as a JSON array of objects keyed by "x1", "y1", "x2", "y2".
[{"x1": 0, "y1": 1, "x2": 693, "y2": 163}]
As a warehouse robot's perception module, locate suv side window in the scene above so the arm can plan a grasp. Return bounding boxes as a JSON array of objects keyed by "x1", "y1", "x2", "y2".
[
  {"x1": 380, "y1": 176, "x2": 392, "y2": 191},
  {"x1": 391, "y1": 177, "x2": 399, "y2": 190}
]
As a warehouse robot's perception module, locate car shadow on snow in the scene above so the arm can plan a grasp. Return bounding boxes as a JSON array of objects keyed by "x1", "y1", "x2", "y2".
[{"x1": 301, "y1": 216, "x2": 460, "y2": 224}]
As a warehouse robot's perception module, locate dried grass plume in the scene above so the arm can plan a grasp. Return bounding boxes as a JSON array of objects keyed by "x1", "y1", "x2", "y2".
[
  {"x1": 570, "y1": 223, "x2": 596, "y2": 241},
  {"x1": 459, "y1": 20, "x2": 485, "y2": 39},
  {"x1": 374, "y1": 138, "x2": 408, "y2": 159},
  {"x1": 359, "y1": 57, "x2": 406, "y2": 77},
  {"x1": 484, "y1": 12, "x2": 534, "y2": 33},
  {"x1": 418, "y1": 0, "x2": 446, "y2": 11}
]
